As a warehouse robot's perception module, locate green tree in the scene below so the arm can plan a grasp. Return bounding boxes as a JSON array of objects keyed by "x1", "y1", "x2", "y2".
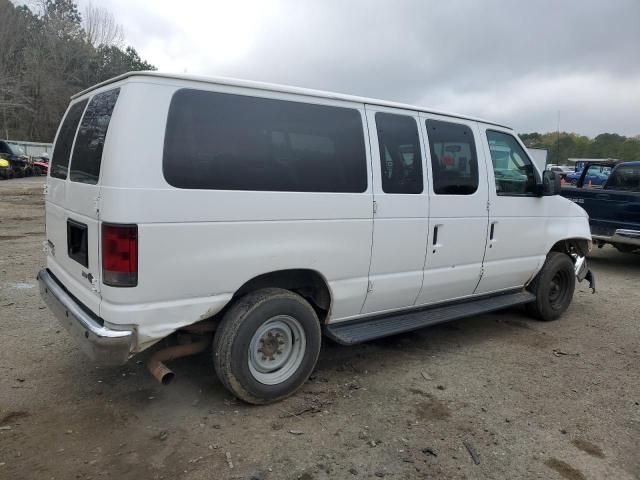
[
  {"x1": 519, "y1": 131, "x2": 640, "y2": 165},
  {"x1": 0, "y1": 0, "x2": 155, "y2": 141}
]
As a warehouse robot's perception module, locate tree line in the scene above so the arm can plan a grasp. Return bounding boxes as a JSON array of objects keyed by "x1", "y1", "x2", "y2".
[
  {"x1": 519, "y1": 131, "x2": 640, "y2": 165},
  {"x1": 0, "y1": 0, "x2": 155, "y2": 143}
]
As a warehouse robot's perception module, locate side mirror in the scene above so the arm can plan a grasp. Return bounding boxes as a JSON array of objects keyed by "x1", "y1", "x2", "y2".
[{"x1": 540, "y1": 170, "x2": 561, "y2": 196}]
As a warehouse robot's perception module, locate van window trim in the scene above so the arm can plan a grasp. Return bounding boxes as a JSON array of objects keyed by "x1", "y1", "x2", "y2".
[{"x1": 485, "y1": 128, "x2": 541, "y2": 198}]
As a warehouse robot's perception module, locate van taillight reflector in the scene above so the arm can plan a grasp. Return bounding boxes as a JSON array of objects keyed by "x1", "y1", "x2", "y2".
[{"x1": 102, "y1": 223, "x2": 138, "y2": 287}]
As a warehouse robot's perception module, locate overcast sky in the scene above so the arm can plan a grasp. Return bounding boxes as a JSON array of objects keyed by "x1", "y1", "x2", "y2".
[{"x1": 80, "y1": 0, "x2": 640, "y2": 137}]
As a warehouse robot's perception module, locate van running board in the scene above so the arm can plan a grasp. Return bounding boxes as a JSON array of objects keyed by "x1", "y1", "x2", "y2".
[{"x1": 324, "y1": 291, "x2": 536, "y2": 345}]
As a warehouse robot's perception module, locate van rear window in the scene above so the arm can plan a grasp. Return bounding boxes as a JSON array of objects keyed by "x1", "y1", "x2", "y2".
[
  {"x1": 50, "y1": 100, "x2": 87, "y2": 179},
  {"x1": 163, "y1": 89, "x2": 368, "y2": 192},
  {"x1": 69, "y1": 88, "x2": 120, "y2": 185}
]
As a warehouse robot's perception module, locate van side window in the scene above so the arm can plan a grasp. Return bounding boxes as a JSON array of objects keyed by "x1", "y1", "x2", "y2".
[
  {"x1": 163, "y1": 89, "x2": 368, "y2": 192},
  {"x1": 69, "y1": 88, "x2": 120, "y2": 185},
  {"x1": 50, "y1": 100, "x2": 88, "y2": 179},
  {"x1": 425, "y1": 119, "x2": 478, "y2": 195},
  {"x1": 375, "y1": 112, "x2": 423, "y2": 194},
  {"x1": 486, "y1": 130, "x2": 537, "y2": 195}
]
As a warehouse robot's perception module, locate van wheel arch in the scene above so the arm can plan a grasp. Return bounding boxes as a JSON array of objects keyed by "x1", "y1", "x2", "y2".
[
  {"x1": 232, "y1": 269, "x2": 332, "y2": 324},
  {"x1": 549, "y1": 238, "x2": 590, "y2": 258}
]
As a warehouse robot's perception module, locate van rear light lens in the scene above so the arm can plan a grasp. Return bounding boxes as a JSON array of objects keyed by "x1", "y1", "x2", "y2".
[{"x1": 102, "y1": 223, "x2": 138, "y2": 287}]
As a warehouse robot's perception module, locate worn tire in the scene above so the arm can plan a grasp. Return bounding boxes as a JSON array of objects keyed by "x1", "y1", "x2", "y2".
[
  {"x1": 526, "y1": 252, "x2": 575, "y2": 321},
  {"x1": 213, "y1": 288, "x2": 322, "y2": 405}
]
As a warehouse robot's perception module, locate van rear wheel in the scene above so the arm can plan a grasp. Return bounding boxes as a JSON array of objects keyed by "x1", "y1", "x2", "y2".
[
  {"x1": 525, "y1": 252, "x2": 575, "y2": 321},
  {"x1": 213, "y1": 288, "x2": 321, "y2": 404}
]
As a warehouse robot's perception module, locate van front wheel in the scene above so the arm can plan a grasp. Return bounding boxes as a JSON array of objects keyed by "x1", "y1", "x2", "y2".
[
  {"x1": 526, "y1": 252, "x2": 575, "y2": 321},
  {"x1": 213, "y1": 288, "x2": 321, "y2": 404}
]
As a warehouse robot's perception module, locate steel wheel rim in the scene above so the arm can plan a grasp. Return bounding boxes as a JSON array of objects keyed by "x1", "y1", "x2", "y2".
[{"x1": 248, "y1": 315, "x2": 306, "y2": 385}]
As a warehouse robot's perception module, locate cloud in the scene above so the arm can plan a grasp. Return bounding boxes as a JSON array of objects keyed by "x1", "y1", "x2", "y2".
[{"x1": 80, "y1": 0, "x2": 640, "y2": 136}]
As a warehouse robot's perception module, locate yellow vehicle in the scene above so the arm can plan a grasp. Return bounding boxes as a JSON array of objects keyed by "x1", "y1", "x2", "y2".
[{"x1": 0, "y1": 157, "x2": 12, "y2": 179}]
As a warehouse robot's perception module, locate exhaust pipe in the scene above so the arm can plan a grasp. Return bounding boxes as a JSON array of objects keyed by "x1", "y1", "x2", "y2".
[{"x1": 147, "y1": 336, "x2": 211, "y2": 385}]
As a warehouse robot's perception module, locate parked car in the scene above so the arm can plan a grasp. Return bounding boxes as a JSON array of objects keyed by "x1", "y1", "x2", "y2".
[
  {"x1": 565, "y1": 166, "x2": 610, "y2": 186},
  {"x1": 0, "y1": 140, "x2": 30, "y2": 177},
  {"x1": 562, "y1": 161, "x2": 640, "y2": 253},
  {"x1": 38, "y1": 72, "x2": 594, "y2": 404},
  {"x1": 32, "y1": 153, "x2": 50, "y2": 175}
]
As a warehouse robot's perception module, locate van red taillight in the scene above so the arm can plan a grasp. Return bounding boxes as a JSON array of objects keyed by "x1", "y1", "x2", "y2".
[{"x1": 102, "y1": 224, "x2": 138, "y2": 287}]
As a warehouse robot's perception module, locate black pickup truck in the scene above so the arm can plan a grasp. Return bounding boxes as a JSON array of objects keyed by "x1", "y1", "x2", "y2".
[{"x1": 561, "y1": 161, "x2": 640, "y2": 253}]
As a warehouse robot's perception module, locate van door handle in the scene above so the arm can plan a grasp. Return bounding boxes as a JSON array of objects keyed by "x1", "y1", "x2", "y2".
[
  {"x1": 432, "y1": 224, "x2": 442, "y2": 254},
  {"x1": 490, "y1": 222, "x2": 496, "y2": 240}
]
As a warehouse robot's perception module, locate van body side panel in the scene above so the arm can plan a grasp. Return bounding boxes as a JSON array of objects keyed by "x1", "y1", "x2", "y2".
[
  {"x1": 98, "y1": 81, "x2": 374, "y2": 344},
  {"x1": 99, "y1": 219, "x2": 371, "y2": 345}
]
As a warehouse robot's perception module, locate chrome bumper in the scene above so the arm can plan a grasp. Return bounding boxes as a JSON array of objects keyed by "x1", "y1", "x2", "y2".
[
  {"x1": 574, "y1": 255, "x2": 596, "y2": 293},
  {"x1": 592, "y1": 229, "x2": 640, "y2": 248},
  {"x1": 37, "y1": 269, "x2": 134, "y2": 366}
]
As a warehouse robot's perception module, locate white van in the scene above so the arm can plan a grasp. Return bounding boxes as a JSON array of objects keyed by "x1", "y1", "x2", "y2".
[{"x1": 38, "y1": 72, "x2": 594, "y2": 404}]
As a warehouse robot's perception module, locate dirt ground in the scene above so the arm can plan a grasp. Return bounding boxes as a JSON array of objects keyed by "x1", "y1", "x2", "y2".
[{"x1": 1, "y1": 176, "x2": 638, "y2": 480}]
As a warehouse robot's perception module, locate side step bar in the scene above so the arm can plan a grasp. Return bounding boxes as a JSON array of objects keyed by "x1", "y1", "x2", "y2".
[{"x1": 325, "y1": 291, "x2": 536, "y2": 345}]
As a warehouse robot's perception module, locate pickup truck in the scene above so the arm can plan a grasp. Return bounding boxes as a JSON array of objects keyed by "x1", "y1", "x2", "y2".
[{"x1": 562, "y1": 161, "x2": 640, "y2": 253}]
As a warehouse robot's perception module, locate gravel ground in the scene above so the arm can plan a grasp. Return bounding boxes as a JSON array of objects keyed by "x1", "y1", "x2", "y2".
[{"x1": 1, "y1": 176, "x2": 638, "y2": 480}]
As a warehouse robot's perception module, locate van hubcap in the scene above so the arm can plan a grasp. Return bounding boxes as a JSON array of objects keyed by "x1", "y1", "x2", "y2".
[{"x1": 248, "y1": 315, "x2": 306, "y2": 385}]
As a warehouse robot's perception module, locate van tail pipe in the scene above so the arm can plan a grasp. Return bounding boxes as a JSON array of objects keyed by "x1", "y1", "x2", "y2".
[{"x1": 147, "y1": 336, "x2": 211, "y2": 385}]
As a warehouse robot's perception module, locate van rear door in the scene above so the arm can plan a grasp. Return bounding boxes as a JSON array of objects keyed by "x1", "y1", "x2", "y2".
[{"x1": 45, "y1": 88, "x2": 121, "y2": 312}]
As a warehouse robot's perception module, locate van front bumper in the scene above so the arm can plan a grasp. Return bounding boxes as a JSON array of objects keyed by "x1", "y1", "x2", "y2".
[
  {"x1": 37, "y1": 269, "x2": 134, "y2": 366},
  {"x1": 574, "y1": 255, "x2": 596, "y2": 293}
]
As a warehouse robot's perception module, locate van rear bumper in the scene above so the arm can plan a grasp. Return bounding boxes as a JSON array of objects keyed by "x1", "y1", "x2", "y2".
[{"x1": 37, "y1": 269, "x2": 134, "y2": 366}]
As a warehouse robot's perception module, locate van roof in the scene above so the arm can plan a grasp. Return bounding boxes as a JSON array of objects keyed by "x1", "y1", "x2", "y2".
[{"x1": 72, "y1": 71, "x2": 512, "y2": 129}]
